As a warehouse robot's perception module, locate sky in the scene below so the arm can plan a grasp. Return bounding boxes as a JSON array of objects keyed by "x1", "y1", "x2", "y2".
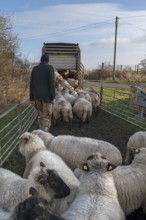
[{"x1": 1, "y1": 0, "x2": 146, "y2": 70}]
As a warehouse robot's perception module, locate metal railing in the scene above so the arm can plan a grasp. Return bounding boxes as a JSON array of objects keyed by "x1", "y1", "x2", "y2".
[
  {"x1": 0, "y1": 98, "x2": 37, "y2": 166},
  {"x1": 1, "y1": 86, "x2": 146, "y2": 166},
  {"x1": 100, "y1": 87, "x2": 146, "y2": 130}
]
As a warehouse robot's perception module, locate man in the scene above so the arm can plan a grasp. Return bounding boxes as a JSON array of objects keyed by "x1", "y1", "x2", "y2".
[{"x1": 30, "y1": 54, "x2": 55, "y2": 131}]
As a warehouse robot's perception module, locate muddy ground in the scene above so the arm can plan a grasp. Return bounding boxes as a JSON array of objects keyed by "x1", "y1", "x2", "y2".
[{"x1": 3, "y1": 109, "x2": 145, "y2": 220}]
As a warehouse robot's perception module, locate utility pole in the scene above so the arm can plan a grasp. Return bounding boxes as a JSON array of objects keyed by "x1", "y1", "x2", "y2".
[{"x1": 113, "y1": 16, "x2": 119, "y2": 80}]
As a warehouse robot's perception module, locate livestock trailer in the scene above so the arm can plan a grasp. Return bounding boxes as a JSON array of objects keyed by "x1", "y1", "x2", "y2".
[{"x1": 42, "y1": 42, "x2": 84, "y2": 87}]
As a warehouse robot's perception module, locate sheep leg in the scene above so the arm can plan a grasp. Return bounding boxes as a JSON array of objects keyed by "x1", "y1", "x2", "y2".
[
  {"x1": 68, "y1": 119, "x2": 72, "y2": 130},
  {"x1": 79, "y1": 119, "x2": 82, "y2": 128},
  {"x1": 142, "y1": 201, "x2": 146, "y2": 214}
]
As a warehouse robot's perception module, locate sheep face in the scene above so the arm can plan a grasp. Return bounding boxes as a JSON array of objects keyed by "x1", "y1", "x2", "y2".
[
  {"x1": 132, "y1": 148, "x2": 146, "y2": 164},
  {"x1": 81, "y1": 152, "x2": 116, "y2": 174},
  {"x1": 19, "y1": 132, "x2": 46, "y2": 156},
  {"x1": 31, "y1": 166, "x2": 70, "y2": 201},
  {"x1": 12, "y1": 187, "x2": 64, "y2": 220}
]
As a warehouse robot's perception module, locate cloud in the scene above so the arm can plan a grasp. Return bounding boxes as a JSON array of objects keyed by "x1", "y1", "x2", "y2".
[{"x1": 12, "y1": 3, "x2": 146, "y2": 69}]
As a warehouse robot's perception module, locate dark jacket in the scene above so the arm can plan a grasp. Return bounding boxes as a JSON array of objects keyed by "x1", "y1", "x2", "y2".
[{"x1": 30, "y1": 62, "x2": 55, "y2": 103}]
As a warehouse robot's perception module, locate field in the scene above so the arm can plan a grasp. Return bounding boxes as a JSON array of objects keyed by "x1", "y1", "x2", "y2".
[{"x1": 3, "y1": 109, "x2": 145, "y2": 220}]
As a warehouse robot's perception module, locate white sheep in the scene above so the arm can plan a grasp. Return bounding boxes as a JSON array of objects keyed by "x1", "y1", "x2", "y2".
[
  {"x1": 77, "y1": 92, "x2": 92, "y2": 103},
  {"x1": 31, "y1": 129, "x2": 54, "y2": 147},
  {"x1": 86, "y1": 90, "x2": 100, "y2": 114},
  {"x1": 53, "y1": 94, "x2": 73, "y2": 129},
  {"x1": 60, "y1": 78, "x2": 74, "y2": 92},
  {"x1": 32, "y1": 131, "x2": 123, "y2": 169},
  {"x1": 19, "y1": 132, "x2": 79, "y2": 187},
  {"x1": 73, "y1": 97, "x2": 92, "y2": 127},
  {"x1": 62, "y1": 152, "x2": 125, "y2": 220},
  {"x1": 75, "y1": 89, "x2": 100, "y2": 114},
  {"x1": 112, "y1": 147, "x2": 146, "y2": 215},
  {"x1": 124, "y1": 131, "x2": 146, "y2": 165},
  {"x1": 63, "y1": 92, "x2": 77, "y2": 106},
  {"x1": 67, "y1": 78, "x2": 79, "y2": 89},
  {"x1": 0, "y1": 163, "x2": 70, "y2": 211},
  {"x1": 55, "y1": 70, "x2": 63, "y2": 83}
]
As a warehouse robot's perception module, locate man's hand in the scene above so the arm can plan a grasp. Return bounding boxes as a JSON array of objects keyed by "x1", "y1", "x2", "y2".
[
  {"x1": 30, "y1": 100, "x2": 35, "y2": 105},
  {"x1": 51, "y1": 99, "x2": 55, "y2": 104}
]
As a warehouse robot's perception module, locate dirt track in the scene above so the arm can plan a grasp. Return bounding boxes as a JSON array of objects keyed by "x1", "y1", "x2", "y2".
[{"x1": 3, "y1": 109, "x2": 145, "y2": 220}]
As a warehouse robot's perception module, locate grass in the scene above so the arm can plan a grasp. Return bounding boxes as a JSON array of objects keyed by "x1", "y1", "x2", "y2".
[{"x1": 84, "y1": 79, "x2": 146, "y2": 84}]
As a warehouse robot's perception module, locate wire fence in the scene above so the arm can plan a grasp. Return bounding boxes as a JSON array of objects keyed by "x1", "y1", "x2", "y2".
[
  {"x1": 0, "y1": 98, "x2": 37, "y2": 166},
  {"x1": 0, "y1": 86, "x2": 146, "y2": 166}
]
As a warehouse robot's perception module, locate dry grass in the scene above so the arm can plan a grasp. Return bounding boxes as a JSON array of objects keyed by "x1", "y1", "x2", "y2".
[
  {"x1": 0, "y1": 63, "x2": 30, "y2": 114},
  {"x1": 85, "y1": 69, "x2": 146, "y2": 82}
]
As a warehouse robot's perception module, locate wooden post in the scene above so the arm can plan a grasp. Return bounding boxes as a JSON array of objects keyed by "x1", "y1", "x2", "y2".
[{"x1": 113, "y1": 16, "x2": 119, "y2": 80}]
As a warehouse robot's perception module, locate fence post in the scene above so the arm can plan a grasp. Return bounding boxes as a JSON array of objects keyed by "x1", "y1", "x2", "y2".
[
  {"x1": 0, "y1": 140, "x2": 2, "y2": 167},
  {"x1": 17, "y1": 101, "x2": 22, "y2": 136},
  {"x1": 100, "y1": 86, "x2": 103, "y2": 109}
]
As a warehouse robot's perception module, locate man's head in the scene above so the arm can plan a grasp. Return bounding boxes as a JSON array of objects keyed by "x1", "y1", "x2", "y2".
[{"x1": 40, "y1": 54, "x2": 49, "y2": 63}]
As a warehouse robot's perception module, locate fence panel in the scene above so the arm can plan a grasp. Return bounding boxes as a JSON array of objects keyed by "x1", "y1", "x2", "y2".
[
  {"x1": 1, "y1": 87, "x2": 146, "y2": 166},
  {"x1": 100, "y1": 87, "x2": 146, "y2": 130},
  {"x1": 0, "y1": 98, "x2": 37, "y2": 166}
]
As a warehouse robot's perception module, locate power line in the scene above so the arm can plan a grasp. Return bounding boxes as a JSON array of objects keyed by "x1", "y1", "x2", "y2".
[
  {"x1": 21, "y1": 19, "x2": 114, "y2": 40},
  {"x1": 119, "y1": 20, "x2": 146, "y2": 32},
  {"x1": 120, "y1": 15, "x2": 146, "y2": 19}
]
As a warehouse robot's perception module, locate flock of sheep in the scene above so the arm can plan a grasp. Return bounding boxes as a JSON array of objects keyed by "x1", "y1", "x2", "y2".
[
  {"x1": 0, "y1": 129, "x2": 146, "y2": 219},
  {"x1": 52, "y1": 71, "x2": 100, "y2": 128}
]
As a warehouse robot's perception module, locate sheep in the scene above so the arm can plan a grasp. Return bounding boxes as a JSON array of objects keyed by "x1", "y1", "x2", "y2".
[
  {"x1": 70, "y1": 90, "x2": 78, "y2": 99},
  {"x1": 53, "y1": 93, "x2": 73, "y2": 129},
  {"x1": 73, "y1": 97, "x2": 92, "y2": 127},
  {"x1": 124, "y1": 131, "x2": 146, "y2": 165},
  {"x1": 59, "y1": 78, "x2": 74, "y2": 92},
  {"x1": 62, "y1": 152, "x2": 125, "y2": 220},
  {"x1": 63, "y1": 92, "x2": 77, "y2": 106},
  {"x1": 32, "y1": 131, "x2": 123, "y2": 169},
  {"x1": 19, "y1": 132, "x2": 79, "y2": 186},
  {"x1": 0, "y1": 163, "x2": 70, "y2": 211},
  {"x1": 19, "y1": 132, "x2": 80, "y2": 213},
  {"x1": 32, "y1": 129, "x2": 54, "y2": 147},
  {"x1": 56, "y1": 82, "x2": 64, "y2": 92},
  {"x1": 112, "y1": 147, "x2": 146, "y2": 215},
  {"x1": 55, "y1": 70, "x2": 63, "y2": 84},
  {"x1": 86, "y1": 90, "x2": 100, "y2": 114},
  {"x1": 77, "y1": 92, "x2": 92, "y2": 103},
  {"x1": 0, "y1": 187, "x2": 65, "y2": 220},
  {"x1": 75, "y1": 89, "x2": 100, "y2": 114},
  {"x1": 67, "y1": 78, "x2": 79, "y2": 89}
]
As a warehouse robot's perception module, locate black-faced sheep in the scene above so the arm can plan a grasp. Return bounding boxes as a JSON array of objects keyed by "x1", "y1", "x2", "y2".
[
  {"x1": 19, "y1": 132, "x2": 79, "y2": 188},
  {"x1": 0, "y1": 163, "x2": 70, "y2": 211},
  {"x1": 19, "y1": 132, "x2": 80, "y2": 214},
  {"x1": 0, "y1": 187, "x2": 65, "y2": 220}
]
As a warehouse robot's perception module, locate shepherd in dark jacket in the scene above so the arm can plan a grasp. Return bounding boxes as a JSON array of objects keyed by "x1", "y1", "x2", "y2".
[{"x1": 30, "y1": 54, "x2": 55, "y2": 131}]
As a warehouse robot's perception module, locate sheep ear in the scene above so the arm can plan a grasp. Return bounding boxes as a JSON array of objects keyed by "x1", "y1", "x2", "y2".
[
  {"x1": 82, "y1": 163, "x2": 90, "y2": 171},
  {"x1": 134, "y1": 149, "x2": 140, "y2": 154},
  {"x1": 23, "y1": 136, "x2": 30, "y2": 144},
  {"x1": 40, "y1": 162, "x2": 46, "y2": 168},
  {"x1": 29, "y1": 187, "x2": 38, "y2": 197},
  {"x1": 107, "y1": 163, "x2": 116, "y2": 171},
  {"x1": 87, "y1": 155, "x2": 94, "y2": 161}
]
